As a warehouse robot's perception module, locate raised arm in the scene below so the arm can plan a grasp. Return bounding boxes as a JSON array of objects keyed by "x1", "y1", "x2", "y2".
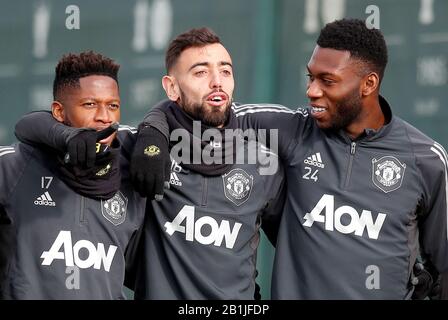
[
  {"x1": 15, "y1": 111, "x2": 117, "y2": 168},
  {"x1": 233, "y1": 103, "x2": 309, "y2": 160},
  {"x1": 130, "y1": 100, "x2": 172, "y2": 199}
]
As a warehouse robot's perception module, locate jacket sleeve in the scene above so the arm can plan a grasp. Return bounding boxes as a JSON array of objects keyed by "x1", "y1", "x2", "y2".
[
  {"x1": 123, "y1": 221, "x2": 145, "y2": 291},
  {"x1": 0, "y1": 145, "x2": 28, "y2": 296},
  {"x1": 14, "y1": 111, "x2": 78, "y2": 151},
  {"x1": 440, "y1": 272, "x2": 448, "y2": 299},
  {"x1": 0, "y1": 145, "x2": 21, "y2": 206},
  {"x1": 417, "y1": 141, "x2": 448, "y2": 274},
  {"x1": 233, "y1": 103, "x2": 309, "y2": 160},
  {"x1": 116, "y1": 126, "x2": 138, "y2": 161},
  {"x1": 260, "y1": 156, "x2": 286, "y2": 246},
  {"x1": 140, "y1": 99, "x2": 171, "y2": 139},
  {"x1": 0, "y1": 204, "x2": 14, "y2": 295}
]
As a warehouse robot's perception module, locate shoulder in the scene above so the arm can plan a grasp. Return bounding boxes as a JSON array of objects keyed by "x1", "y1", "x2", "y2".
[
  {"x1": 117, "y1": 124, "x2": 137, "y2": 155},
  {"x1": 0, "y1": 143, "x2": 34, "y2": 164},
  {"x1": 232, "y1": 102, "x2": 308, "y2": 118},
  {"x1": 0, "y1": 143, "x2": 34, "y2": 201},
  {"x1": 0, "y1": 145, "x2": 16, "y2": 159},
  {"x1": 397, "y1": 118, "x2": 444, "y2": 156},
  {"x1": 396, "y1": 118, "x2": 447, "y2": 174},
  {"x1": 117, "y1": 124, "x2": 137, "y2": 138}
]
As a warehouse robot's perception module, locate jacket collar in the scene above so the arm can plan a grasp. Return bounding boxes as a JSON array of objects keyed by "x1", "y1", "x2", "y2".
[
  {"x1": 331, "y1": 95, "x2": 395, "y2": 143},
  {"x1": 363, "y1": 95, "x2": 394, "y2": 141}
]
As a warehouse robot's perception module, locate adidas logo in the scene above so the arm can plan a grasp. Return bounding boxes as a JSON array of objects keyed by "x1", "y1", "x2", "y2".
[
  {"x1": 304, "y1": 152, "x2": 325, "y2": 168},
  {"x1": 169, "y1": 159, "x2": 183, "y2": 186},
  {"x1": 34, "y1": 191, "x2": 56, "y2": 206},
  {"x1": 170, "y1": 172, "x2": 182, "y2": 186}
]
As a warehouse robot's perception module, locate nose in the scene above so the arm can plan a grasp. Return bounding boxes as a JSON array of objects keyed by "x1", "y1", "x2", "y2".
[
  {"x1": 95, "y1": 105, "x2": 112, "y2": 123},
  {"x1": 210, "y1": 69, "x2": 222, "y2": 89},
  {"x1": 306, "y1": 80, "x2": 323, "y2": 99}
]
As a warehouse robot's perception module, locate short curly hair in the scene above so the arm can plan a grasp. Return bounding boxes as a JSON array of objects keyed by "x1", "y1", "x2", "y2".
[
  {"x1": 53, "y1": 50, "x2": 120, "y2": 100},
  {"x1": 317, "y1": 18, "x2": 388, "y2": 81}
]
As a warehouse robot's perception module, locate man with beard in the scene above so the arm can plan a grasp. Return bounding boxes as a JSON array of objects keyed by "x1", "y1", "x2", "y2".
[
  {"x1": 125, "y1": 27, "x2": 285, "y2": 300},
  {"x1": 14, "y1": 28, "x2": 285, "y2": 299},
  {"x1": 1, "y1": 51, "x2": 146, "y2": 299},
  {"x1": 133, "y1": 19, "x2": 448, "y2": 299}
]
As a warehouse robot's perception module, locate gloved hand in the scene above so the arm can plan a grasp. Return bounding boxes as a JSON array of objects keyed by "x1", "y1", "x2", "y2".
[
  {"x1": 411, "y1": 262, "x2": 440, "y2": 299},
  {"x1": 64, "y1": 123, "x2": 119, "y2": 168},
  {"x1": 130, "y1": 126, "x2": 170, "y2": 200}
]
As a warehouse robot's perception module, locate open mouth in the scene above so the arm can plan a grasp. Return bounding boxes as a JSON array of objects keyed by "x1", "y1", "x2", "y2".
[
  {"x1": 311, "y1": 106, "x2": 326, "y2": 113},
  {"x1": 309, "y1": 103, "x2": 327, "y2": 113},
  {"x1": 206, "y1": 92, "x2": 227, "y2": 106},
  {"x1": 211, "y1": 96, "x2": 223, "y2": 102}
]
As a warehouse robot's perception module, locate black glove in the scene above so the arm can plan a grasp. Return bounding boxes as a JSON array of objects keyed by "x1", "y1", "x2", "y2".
[
  {"x1": 411, "y1": 262, "x2": 440, "y2": 299},
  {"x1": 130, "y1": 126, "x2": 170, "y2": 200},
  {"x1": 64, "y1": 123, "x2": 119, "y2": 168}
]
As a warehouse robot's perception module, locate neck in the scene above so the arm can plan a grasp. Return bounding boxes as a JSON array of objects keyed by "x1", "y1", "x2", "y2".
[{"x1": 344, "y1": 95, "x2": 385, "y2": 140}]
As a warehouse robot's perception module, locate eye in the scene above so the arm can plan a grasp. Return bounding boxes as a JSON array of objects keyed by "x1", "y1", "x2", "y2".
[
  {"x1": 221, "y1": 69, "x2": 232, "y2": 76},
  {"x1": 194, "y1": 70, "x2": 207, "y2": 76},
  {"x1": 82, "y1": 102, "x2": 96, "y2": 108},
  {"x1": 109, "y1": 103, "x2": 120, "y2": 110},
  {"x1": 322, "y1": 78, "x2": 335, "y2": 85},
  {"x1": 306, "y1": 74, "x2": 314, "y2": 82}
]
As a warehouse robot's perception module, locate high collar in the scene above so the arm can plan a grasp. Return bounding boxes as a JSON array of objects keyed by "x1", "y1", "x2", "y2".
[
  {"x1": 325, "y1": 95, "x2": 395, "y2": 144},
  {"x1": 164, "y1": 101, "x2": 238, "y2": 176}
]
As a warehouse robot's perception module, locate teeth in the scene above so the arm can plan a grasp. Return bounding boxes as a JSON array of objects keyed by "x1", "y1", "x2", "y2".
[
  {"x1": 212, "y1": 96, "x2": 222, "y2": 102},
  {"x1": 312, "y1": 107, "x2": 325, "y2": 112}
]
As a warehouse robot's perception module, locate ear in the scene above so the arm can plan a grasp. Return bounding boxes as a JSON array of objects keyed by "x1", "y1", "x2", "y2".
[
  {"x1": 361, "y1": 72, "x2": 379, "y2": 97},
  {"x1": 162, "y1": 75, "x2": 180, "y2": 101},
  {"x1": 51, "y1": 101, "x2": 65, "y2": 123}
]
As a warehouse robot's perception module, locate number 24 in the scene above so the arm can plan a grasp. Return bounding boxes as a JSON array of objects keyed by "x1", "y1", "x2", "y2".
[{"x1": 302, "y1": 167, "x2": 318, "y2": 182}]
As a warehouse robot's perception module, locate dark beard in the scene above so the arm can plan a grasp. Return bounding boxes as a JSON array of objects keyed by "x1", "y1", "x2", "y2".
[
  {"x1": 328, "y1": 90, "x2": 363, "y2": 131},
  {"x1": 179, "y1": 89, "x2": 231, "y2": 127},
  {"x1": 195, "y1": 103, "x2": 231, "y2": 127}
]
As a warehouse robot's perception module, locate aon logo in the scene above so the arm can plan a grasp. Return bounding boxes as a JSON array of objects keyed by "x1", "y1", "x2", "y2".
[
  {"x1": 303, "y1": 194, "x2": 387, "y2": 240},
  {"x1": 164, "y1": 205, "x2": 242, "y2": 249},
  {"x1": 41, "y1": 231, "x2": 118, "y2": 272}
]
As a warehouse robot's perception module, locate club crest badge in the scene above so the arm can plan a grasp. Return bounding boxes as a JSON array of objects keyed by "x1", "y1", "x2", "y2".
[
  {"x1": 372, "y1": 156, "x2": 406, "y2": 193},
  {"x1": 222, "y1": 168, "x2": 253, "y2": 206},
  {"x1": 101, "y1": 191, "x2": 127, "y2": 226}
]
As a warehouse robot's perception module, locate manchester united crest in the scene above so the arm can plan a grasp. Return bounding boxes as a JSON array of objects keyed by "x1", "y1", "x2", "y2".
[
  {"x1": 101, "y1": 191, "x2": 128, "y2": 226},
  {"x1": 222, "y1": 168, "x2": 253, "y2": 206},
  {"x1": 372, "y1": 156, "x2": 406, "y2": 193}
]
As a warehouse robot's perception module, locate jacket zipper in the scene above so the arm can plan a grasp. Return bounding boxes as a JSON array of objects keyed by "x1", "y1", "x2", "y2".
[
  {"x1": 201, "y1": 176, "x2": 208, "y2": 206},
  {"x1": 344, "y1": 142, "x2": 356, "y2": 189},
  {"x1": 80, "y1": 195, "x2": 86, "y2": 223}
]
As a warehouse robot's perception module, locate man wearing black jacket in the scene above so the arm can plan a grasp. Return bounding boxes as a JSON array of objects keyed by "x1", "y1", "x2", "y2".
[
  {"x1": 134, "y1": 20, "x2": 448, "y2": 299},
  {"x1": 14, "y1": 29, "x2": 285, "y2": 299},
  {"x1": 1, "y1": 51, "x2": 145, "y2": 299}
]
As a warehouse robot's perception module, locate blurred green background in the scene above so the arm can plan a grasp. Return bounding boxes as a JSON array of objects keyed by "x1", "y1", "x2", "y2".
[{"x1": 1, "y1": 0, "x2": 446, "y2": 299}]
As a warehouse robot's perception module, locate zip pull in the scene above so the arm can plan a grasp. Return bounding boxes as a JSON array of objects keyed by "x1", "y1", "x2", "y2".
[{"x1": 350, "y1": 142, "x2": 356, "y2": 155}]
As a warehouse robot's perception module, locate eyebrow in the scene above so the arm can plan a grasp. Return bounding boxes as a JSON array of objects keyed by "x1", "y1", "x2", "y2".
[
  {"x1": 306, "y1": 66, "x2": 336, "y2": 78},
  {"x1": 189, "y1": 61, "x2": 233, "y2": 71},
  {"x1": 310, "y1": 64, "x2": 353, "y2": 80},
  {"x1": 80, "y1": 97, "x2": 121, "y2": 102}
]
